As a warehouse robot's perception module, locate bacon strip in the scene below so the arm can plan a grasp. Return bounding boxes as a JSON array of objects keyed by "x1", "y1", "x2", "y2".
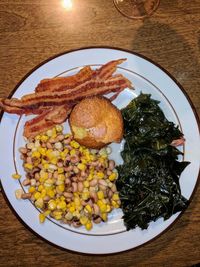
[
  {"x1": 5, "y1": 75, "x2": 131, "y2": 112},
  {"x1": 35, "y1": 66, "x2": 94, "y2": 93},
  {"x1": 0, "y1": 59, "x2": 132, "y2": 139},
  {"x1": 24, "y1": 105, "x2": 71, "y2": 138}
]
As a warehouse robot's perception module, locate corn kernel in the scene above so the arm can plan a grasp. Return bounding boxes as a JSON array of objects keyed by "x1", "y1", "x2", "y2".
[
  {"x1": 44, "y1": 210, "x2": 51, "y2": 216},
  {"x1": 50, "y1": 158, "x2": 58, "y2": 165},
  {"x1": 57, "y1": 201, "x2": 67, "y2": 210},
  {"x1": 84, "y1": 204, "x2": 92, "y2": 213},
  {"x1": 24, "y1": 163, "x2": 33, "y2": 170},
  {"x1": 70, "y1": 149, "x2": 76, "y2": 156},
  {"x1": 87, "y1": 174, "x2": 93, "y2": 181},
  {"x1": 77, "y1": 163, "x2": 86, "y2": 171},
  {"x1": 106, "y1": 204, "x2": 111, "y2": 212},
  {"x1": 70, "y1": 140, "x2": 80, "y2": 149},
  {"x1": 97, "y1": 190, "x2": 104, "y2": 200},
  {"x1": 15, "y1": 189, "x2": 23, "y2": 199},
  {"x1": 101, "y1": 213, "x2": 108, "y2": 222},
  {"x1": 47, "y1": 189, "x2": 55, "y2": 198},
  {"x1": 64, "y1": 134, "x2": 71, "y2": 138},
  {"x1": 85, "y1": 220, "x2": 93, "y2": 231},
  {"x1": 69, "y1": 206, "x2": 75, "y2": 213},
  {"x1": 35, "y1": 135, "x2": 41, "y2": 141},
  {"x1": 35, "y1": 198, "x2": 44, "y2": 209},
  {"x1": 43, "y1": 163, "x2": 49, "y2": 170},
  {"x1": 112, "y1": 193, "x2": 119, "y2": 201},
  {"x1": 82, "y1": 192, "x2": 90, "y2": 200},
  {"x1": 111, "y1": 200, "x2": 119, "y2": 208},
  {"x1": 32, "y1": 151, "x2": 41, "y2": 158},
  {"x1": 40, "y1": 135, "x2": 49, "y2": 142},
  {"x1": 109, "y1": 172, "x2": 117, "y2": 181},
  {"x1": 83, "y1": 180, "x2": 89, "y2": 188},
  {"x1": 57, "y1": 184, "x2": 65, "y2": 193},
  {"x1": 39, "y1": 213, "x2": 46, "y2": 223},
  {"x1": 55, "y1": 125, "x2": 63, "y2": 132},
  {"x1": 74, "y1": 197, "x2": 81, "y2": 207},
  {"x1": 44, "y1": 178, "x2": 55, "y2": 188},
  {"x1": 57, "y1": 167, "x2": 64, "y2": 174},
  {"x1": 48, "y1": 200, "x2": 56, "y2": 210},
  {"x1": 97, "y1": 172, "x2": 104, "y2": 179},
  {"x1": 12, "y1": 173, "x2": 21, "y2": 180},
  {"x1": 38, "y1": 147, "x2": 46, "y2": 156},
  {"x1": 99, "y1": 203, "x2": 107, "y2": 213},
  {"x1": 28, "y1": 186, "x2": 36, "y2": 193},
  {"x1": 80, "y1": 216, "x2": 88, "y2": 225},
  {"x1": 41, "y1": 189, "x2": 46, "y2": 198},
  {"x1": 72, "y1": 210, "x2": 80, "y2": 218},
  {"x1": 53, "y1": 210, "x2": 62, "y2": 220},
  {"x1": 34, "y1": 192, "x2": 41, "y2": 200}
]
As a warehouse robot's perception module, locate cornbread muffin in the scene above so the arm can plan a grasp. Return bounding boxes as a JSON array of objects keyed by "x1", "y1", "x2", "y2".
[{"x1": 69, "y1": 96, "x2": 123, "y2": 148}]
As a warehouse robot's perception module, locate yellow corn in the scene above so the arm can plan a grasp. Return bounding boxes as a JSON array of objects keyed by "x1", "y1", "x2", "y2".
[
  {"x1": 50, "y1": 158, "x2": 58, "y2": 165},
  {"x1": 85, "y1": 220, "x2": 93, "y2": 231},
  {"x1": 24, "y1": 163, "x2": 33, "y2": 170},
  {"x1": 84, "y1": 204, "x2": 92, "y2": 214},
  {"x1": 40, "y1": 135, "x2": 49, "y2": 142},
  {"x1": 101, "y1": 213, "x2": 108, "y2": 222},
  {"x1": 70, "y1": 149, "x2": 76, "y2": 156},
  {"x1": 32, "y1": 151, "x2": 41, "y2": 158},
  {"x1": 44, "y1": 210, "x2": 51, "y2": 216},
  {"x1": 77, "y1": 163, "x2": 86, "y2": 171},
  {"x1": 82, "y1": 192, "x2": 90, "y2": 200},
  {"x1": 48, "y1": 200, "x2": 57, "y2": 210},
  {"x1": 56, "y1": 184, "x2": 65, "y2": 193},
  {"x1": 39, "y1": 213, "x2": 46, "y2": 223},
  {"x1": 97, "y1": 190, "x2": 104, "y2": 200},
  {"x1": 96, "y1": 172, "x2": 104, "y2": 179},
  {"x1": 57, "y1": 167, "x2": 64, "y2": 174},
  {"x1": 53, "y1": 210, "x2": 62, "y2": 220},
  {"x1": 35, "y1": 198, "x2": 44, "y2": 209},
  {"x1": 34, "y1": 192, "x2": 41, "y2": 200},
  {"x1": 28, "y1": 186, "x2": 36, "y2": 193},
  {"x1": 38, "y1": 147, "x2": 46, "y2": 156},
  {"x1": 69, "y1": 206, "x2": 75, "y2": 213},
  {"x1": 12, "y1": 173, "x2": 21, "y2": 180},
  {"x1": 46, "y1": 189, "x2": 55, "y2": 198},
  {"x1": 55, "y1": 124, "x2": 63, "y2": 132},
  {"x1": 57, "y1": 201, "x2": 67, "y2": 210},
  {"x1": 109, "y1": 172, "x2": 117, "y2": 181},
  {"x1": 83, "y1": 181, "x2": 89, "y2": 188},
  {"x1": 112, "y1": 193, "x2": 119, "y2": 201},
  {"x1": 87, "y1": 173, "x2": 93, "y2": 181},
  {"x1": 35, "y1": 135, "x2": 41, "y2": 141},
  {"x1": 80, "y1": 216, "x2": 88, "y2": 225},
  {"x1": 70, "y1": 140, "x2": 80, "y2": 149},
  {"x1": 111, "y1": 200, "x2": 120, "y2": 208}
]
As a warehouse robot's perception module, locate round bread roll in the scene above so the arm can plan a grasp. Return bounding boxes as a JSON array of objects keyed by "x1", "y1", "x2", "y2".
[{"x1": 69, "y1": 96, "x2": 123, "y2": 148}]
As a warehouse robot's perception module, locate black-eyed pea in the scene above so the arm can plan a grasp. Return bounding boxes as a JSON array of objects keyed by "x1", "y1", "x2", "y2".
[
  {"x1": 22, "y1": 178, "x2": 31, "y2": 186},
  {"x1": 72, "y1": 182, "x2": 78, "y2": 192}
]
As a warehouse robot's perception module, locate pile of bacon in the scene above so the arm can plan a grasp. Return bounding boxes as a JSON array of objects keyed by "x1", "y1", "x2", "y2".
[{"x1": 0, "y1": 59, "x2": 132, "y2": 139}]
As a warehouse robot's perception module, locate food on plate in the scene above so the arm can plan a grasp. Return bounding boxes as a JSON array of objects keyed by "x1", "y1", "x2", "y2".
[
  {"x1": 69, "y1": 96, "x2": 123, "y2": 149},
  {"x1": 116, "y1": 93, "x2": 190, "y2": 230},
  {"x1": 0, "y1": 59, "x2": 132, "y2": 138},
  {"x1": 16, "y1": 125, "x2": 120, "y2": 230}
]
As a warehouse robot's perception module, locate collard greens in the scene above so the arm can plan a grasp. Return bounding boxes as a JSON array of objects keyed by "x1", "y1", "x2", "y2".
[{"x1": 116, "y1": 93, "x2": 189, "y2": 230}]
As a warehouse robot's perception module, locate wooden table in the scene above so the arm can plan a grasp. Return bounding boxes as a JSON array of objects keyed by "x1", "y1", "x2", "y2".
[{"x1": 0, "y1": 1, "x2": 199, "y2": 266}]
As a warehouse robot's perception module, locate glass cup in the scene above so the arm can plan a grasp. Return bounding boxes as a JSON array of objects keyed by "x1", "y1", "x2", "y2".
[{"x1": 113, "y1": 0, "x2": 160, "y2": 19}]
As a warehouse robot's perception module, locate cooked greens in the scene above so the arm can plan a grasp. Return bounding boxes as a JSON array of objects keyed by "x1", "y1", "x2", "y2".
[{"x1": 116, "y1": 93, "x2": 189, "y2": 230}]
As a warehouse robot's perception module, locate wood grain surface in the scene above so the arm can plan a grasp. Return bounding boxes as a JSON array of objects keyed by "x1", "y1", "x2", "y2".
[{"x1": 0, "y1": 1, "x2": 200, "y2": 266}]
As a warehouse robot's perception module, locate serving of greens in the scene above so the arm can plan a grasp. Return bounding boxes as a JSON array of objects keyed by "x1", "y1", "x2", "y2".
[{"x1": 116, "y1": 93, "x2": 190, "y2": 230}]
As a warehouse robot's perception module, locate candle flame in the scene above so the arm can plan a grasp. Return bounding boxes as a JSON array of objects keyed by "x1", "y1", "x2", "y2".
[{"x1": 62, "y1": 0, "x2": 73, "y2": 10}]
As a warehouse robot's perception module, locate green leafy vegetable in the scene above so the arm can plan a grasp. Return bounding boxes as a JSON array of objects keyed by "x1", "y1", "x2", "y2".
[{"x1": 117, "y1": 93, "x2": 190, "y2": 230}]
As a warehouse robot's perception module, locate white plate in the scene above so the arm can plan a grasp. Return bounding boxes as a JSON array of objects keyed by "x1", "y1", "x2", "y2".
[{"x1": 0, "y1": 47, "x2": 199, "y2": 254}]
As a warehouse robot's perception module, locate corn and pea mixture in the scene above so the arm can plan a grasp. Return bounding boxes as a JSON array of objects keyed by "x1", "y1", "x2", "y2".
[{"x1": 14, "y1": 125, "x2": 120, "y2": 231}]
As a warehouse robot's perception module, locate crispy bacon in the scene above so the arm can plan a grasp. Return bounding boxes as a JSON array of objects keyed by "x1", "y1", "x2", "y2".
[
  {"x1": 35, "y1": 66, "x2": 94, "y2": 93},
  {"x1": 24, "y1": 105, "x2": 71, "y2": 138},
  {"x1": 0, "y1": 59, "x2": 133, "y2": 138},
  {"x1": 5, "y1": 74, "x2": 131, "y2": 111}
]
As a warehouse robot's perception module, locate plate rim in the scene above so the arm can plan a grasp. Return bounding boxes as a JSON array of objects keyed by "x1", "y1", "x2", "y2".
[{"x1": 0, "y1": 46, "x2": 200, "y2": 255}]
